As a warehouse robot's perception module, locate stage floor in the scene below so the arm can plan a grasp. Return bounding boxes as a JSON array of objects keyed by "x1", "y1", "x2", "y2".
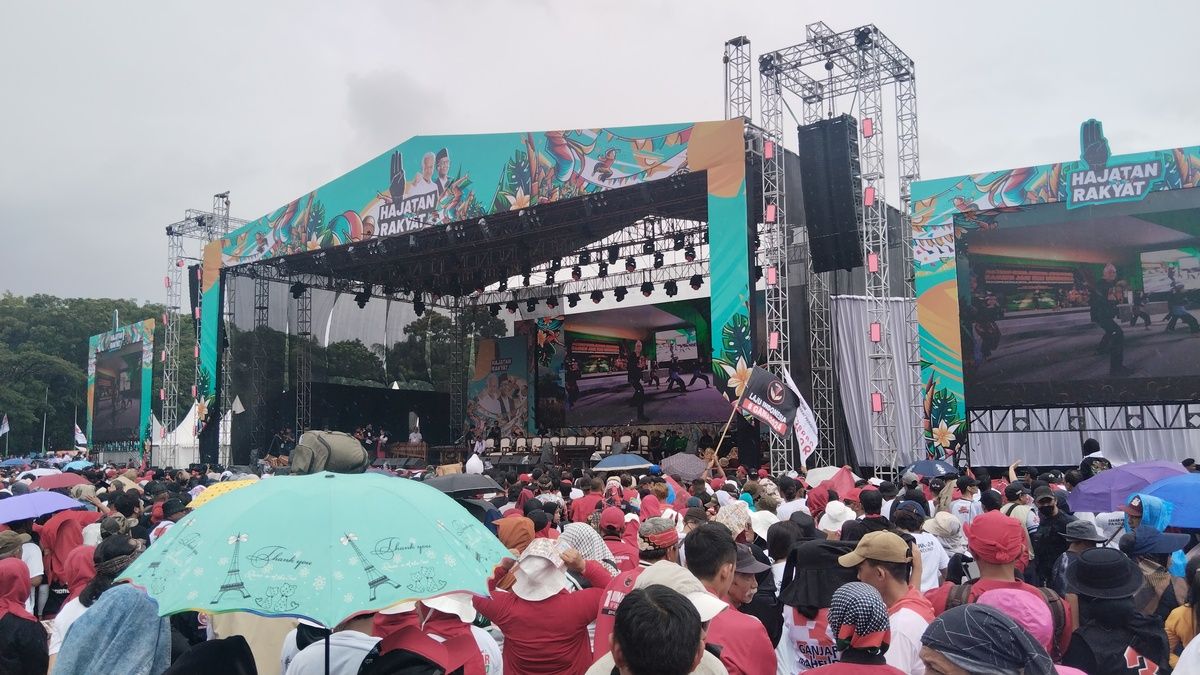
[{"x1": 568, "y1": 371, "x2": 730, "y2": 425}]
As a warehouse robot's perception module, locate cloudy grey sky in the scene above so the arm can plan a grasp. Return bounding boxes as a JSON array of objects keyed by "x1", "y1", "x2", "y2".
[{"x1": 2, "y1": 0, "x2": 1195, "y2": 301}]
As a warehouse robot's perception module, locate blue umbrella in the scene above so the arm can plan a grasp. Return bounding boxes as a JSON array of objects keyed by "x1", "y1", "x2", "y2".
[
  {"x1": 0, "y1": 458, "x2": 30, "y2": 468},
  {"x1": 1142, "y1": 473, "x2": 1200, "y2": 527},
  {"x1": 902, "y1": 459, "x2": 958, "y2": 478},
  {"x1": 0, "y1": 491, "x2": 83, "y2": 524},
  {"x1": 594, "y1": 453, "x2": 653, "y2": 472},
  {"x1": 64, "y1": 460, "x2": 93, "y2": 471}
]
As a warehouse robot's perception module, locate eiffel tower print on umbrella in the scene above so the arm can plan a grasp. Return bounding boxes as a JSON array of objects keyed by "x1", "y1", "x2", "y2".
[
  {"x1": 341, "y1": 532, "x2": 402, "y2": 602},
  {"x1": 212, "y1": 533, "x2": 252, "y2": 604}
]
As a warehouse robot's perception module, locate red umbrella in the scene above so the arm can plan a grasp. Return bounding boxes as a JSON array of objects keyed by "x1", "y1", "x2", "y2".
[
  {"x1": 811, "y1": 466, "x2": 858, "y2": 499},
  {"x1": 30, "y1": 473, "x2": 89, "y2": 491}
]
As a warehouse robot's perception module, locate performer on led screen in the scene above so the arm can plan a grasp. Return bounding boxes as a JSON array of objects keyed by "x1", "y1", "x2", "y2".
[
  {"x1": 1165, "y1": 282, "x2": 1200, "y2": 333},
  {"x1": 1089, "y1": 263, "x2": 1132, "y2": 376}
]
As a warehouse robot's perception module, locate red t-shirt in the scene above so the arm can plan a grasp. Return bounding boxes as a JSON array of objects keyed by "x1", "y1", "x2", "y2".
[
  {"x1": 806, "y1": 662, "x2": 904, "y2": 674},
  {"x1": 472, "y1": 560, "x2": 612, "y2": 675},
  {"x1": 925, "y1": 578, "x2": 1073, "y2": 655},
  {"x1": 592, "y1": 565, "x2": 647, "y2": 655},
  {"x1": 603, "y1": 537, "x2": 640, "y2": 572},
  {"x1": 707, "y1": 604, "x2": 778, "y2": 675},
  {"x1": 570, "y1": 494, "x2": 601, "y2": 523}
]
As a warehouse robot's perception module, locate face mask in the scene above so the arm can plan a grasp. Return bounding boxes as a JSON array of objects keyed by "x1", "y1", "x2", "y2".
[{"x1": 1039, "y1": 504, "x2": 1057, "y2": 517}]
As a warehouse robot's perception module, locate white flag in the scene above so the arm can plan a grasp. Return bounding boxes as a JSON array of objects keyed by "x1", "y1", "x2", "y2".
[
  {"x1": 74, "y1": 423, "x2": 88, "y2": 446},
  {"x1": 0, "y1": 415, "x2": 8, "y2": 437},
  {"x1": 782, "y1": 370, "x2": 819, "y2": 465}
]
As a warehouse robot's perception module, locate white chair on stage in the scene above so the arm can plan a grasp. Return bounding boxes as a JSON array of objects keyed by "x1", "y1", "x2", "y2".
[
  {"x1": 484, "y1": 439, "x2": 495, "y2": 455},
  {"x1": 499, "y1": 438, "x2": 512, "y2": 455},
  {"x1": 600, "y1": 435, "x2": 614, "y2": 453}
]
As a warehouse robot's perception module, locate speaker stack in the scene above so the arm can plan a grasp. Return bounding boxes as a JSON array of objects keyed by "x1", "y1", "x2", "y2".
[{"x1": 797, "y1": 114, "x2": 864, "y2": 273}]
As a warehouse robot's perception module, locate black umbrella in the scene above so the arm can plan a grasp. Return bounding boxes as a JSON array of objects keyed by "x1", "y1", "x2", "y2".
[{"x1": 423, "y1": 473, "x2": 503, "y2": 496}]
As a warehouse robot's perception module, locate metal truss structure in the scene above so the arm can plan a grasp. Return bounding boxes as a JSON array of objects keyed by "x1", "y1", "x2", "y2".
[
  {"x1": 294, "y1": 284, "x2": 312, "y2": 437},
  {"x1": 756, "y1": 22, "x2": 921, "y2": 477},
  {"x1": 969, "y1": 404, "x2": 1200, "y2": 435},
  {"x1": 724, "y1": 36, "x2": 753, "y2": 120},
  {"x1": 161, "y1": 192, "x2": 244, "y2": 465}
]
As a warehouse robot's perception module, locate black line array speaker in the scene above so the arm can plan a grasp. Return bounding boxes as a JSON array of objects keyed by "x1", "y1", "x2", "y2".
[{"x1": 797, "y1": 115, "x2": 863, "y2": 273}]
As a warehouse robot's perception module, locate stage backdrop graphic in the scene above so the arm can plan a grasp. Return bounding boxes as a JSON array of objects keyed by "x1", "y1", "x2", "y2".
[
  {"x1": 199, "y1": 120, "x2": 751, "y2": 431},
  {"x1": 912, "y1": 119, "x2": 1200, "y2": 460},
  {"x1": 86, "y1": 319, "x2": 155, "y2": 450},
  {"x1": 467, "y1": 337, "x2": 533, "y2": 438}
]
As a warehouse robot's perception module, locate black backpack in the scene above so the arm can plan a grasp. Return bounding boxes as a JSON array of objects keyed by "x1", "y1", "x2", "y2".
[{"x1": 945, "y1": 579, "x2": 1066, "y2": 660}]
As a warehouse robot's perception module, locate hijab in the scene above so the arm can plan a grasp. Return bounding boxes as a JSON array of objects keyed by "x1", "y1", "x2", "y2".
[
  {"x1": 827, "y1": 582, "x2": 890, "y2": 654},
  {"x1": 924, "y1": 511, "x2": 969, "y2": 556},
  {"x1": 54, "y1": 583, "x2": 171, "y2": 675},
  {"x1": 496, "y1": 517, "x2": 535, "y2": 554},
  {"x1": 0, "y1": 558, "x2": 34, "y2": 622},
  {"x1": 807, "y1": 489, "x2": 831, "y2": 524},
  {"x1": 921, "y1": 604, "x2": 1054, "y2": 675},
  {"x1": 559, "y1": 523, "x2": 619, "y2": 576},
  {"x1": 62, "y1": 544, "x2": 97, "y2": 603},
  {"x1": 639, "y1": 494, "x2": 663, "y2": 518},
  {"x1": 738, "y1": 492, "x2": 757, "y2": 512}
]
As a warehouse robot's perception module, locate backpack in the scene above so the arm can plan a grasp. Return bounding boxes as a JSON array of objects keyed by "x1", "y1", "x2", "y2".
[{"x1": 945, "y1": 579, "x2": 1067, "y2": 660}]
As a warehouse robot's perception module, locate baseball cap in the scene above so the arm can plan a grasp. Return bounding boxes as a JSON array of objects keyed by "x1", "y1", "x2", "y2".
[
  {"x1": 0, "y1": 531, "x2": 31, "y2": 558},
  {"x1": 162, "y1": 498, "x2": 189, "y2": 518},
  {"x1": 757, "y1": 469, "x2": 769, "y2": 479},
  {"x1": 600, "y1": 506, "x2": 625, "y2": 532},
  {"x1": 735, "y1": 544, "x2": 770, "y2": 574},
  {"x1": 518, "y1": 473, "x2": 532, "y2": 483},
  {"x1": 683, "y1": 506, "x2": 709, "y2": 524},
  {"x1": 1119, "y1": 495, "x2": 1144, "y2": 517},
  {"x1": 1004, "y1": 482, "x2": 1028, "y2": 500},
  {"x1": 837, "y1": 531, "x2": 912, "y2": 567},
  {"x1": 634, "y1": 561, "x2": 726, "y2": 621},
  {"x1": 1032, "y1": 486, "x2": 1055, "y2": 503}
]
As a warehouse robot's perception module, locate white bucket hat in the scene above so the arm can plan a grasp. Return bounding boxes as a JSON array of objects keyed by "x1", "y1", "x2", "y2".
[
  {"x1": 818, "y1": 500, "x2": 855, "y2": 533},
  {"x1": 511, "y1": 538, "x2": 567, "y2": 602}
]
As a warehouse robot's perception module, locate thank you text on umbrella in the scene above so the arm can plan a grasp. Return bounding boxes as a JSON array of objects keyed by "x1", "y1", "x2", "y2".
[{"x1": 247, "y1": 547, "x2": 314, "y2": 571}]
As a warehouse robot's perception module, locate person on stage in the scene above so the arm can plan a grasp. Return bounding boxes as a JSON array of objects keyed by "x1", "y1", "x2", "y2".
[
  {"x1": 688, "y1": 355, "x2": 711, "y2": 389},
  {"x1": 665, "y1": 356, "x2": 687, "y2": 393},
  {"x1": 1165, "y1": 282, "x2": 1199, "y2": 333},
  {"x1": 627, "y1": 342, "x2": 649, "y2": 422},
  {"x1": 1089, "y1": 263, "x2": 1132, "y2": 376}
]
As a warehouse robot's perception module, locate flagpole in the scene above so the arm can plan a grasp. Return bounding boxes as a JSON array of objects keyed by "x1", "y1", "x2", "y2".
[
  {"x1": 712, "y1": 400, "x2": 740, "y2": 458},
  {"x1": 40, "y1": 385, "x2": 48, "y2": 456}
]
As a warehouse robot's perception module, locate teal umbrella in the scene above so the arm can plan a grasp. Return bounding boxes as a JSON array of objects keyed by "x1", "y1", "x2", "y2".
[{"x1": 120, "y1": 471, "x2": 509, "y2": 627}]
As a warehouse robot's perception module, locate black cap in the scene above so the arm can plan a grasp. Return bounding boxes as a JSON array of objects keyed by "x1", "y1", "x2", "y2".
[
  {"x1": 1004, "y1": 482, "x2": 1027, "y2": 500},
  {"x1": 162, "y1": 498, "x2": 189, "y2": 518},
  {"x1": 1033, "y1": 486, "x2": 1055, "y2": 502}
]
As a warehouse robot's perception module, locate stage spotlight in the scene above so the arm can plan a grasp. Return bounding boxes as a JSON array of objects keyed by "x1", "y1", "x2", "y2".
[
  {"x1": 545, "y1": 270, "x2": 555, "y2": 285},
  {"x1": 413, "y1": 299, "x2": 425, "y2": 316},
  {"x1": 590, "y1": 290, "x2": 604, "y2": 304},
  {"x1": 489, "y1": 303, "x2": 500, "y2": 317},
  {"x1": 690, "y1": 274, "x2": 703, "y2": 290},
  {"x1": 546, "y1": 297, "x2": 559, "y2": 309},
  {"x1": 567, "y1": 292, "x2": 580, "y2": 308},
  {"x1": 597, "y1": 261, "x2": 608, "y2": 278},
  {"x1": 754, "y1": 235, "x2": 761, "y2": 250},
  {"x1": 673, "y1": 234, "x2": 685, "y2": 251},
  {"x1": 625, "y1": 256, "x2": 636, "y2": 273},
  {"x1": 522, "y1": 273, "x2": 531, "y2": 288},
  {"x1": 354, "y1": 286, "x2": 372, "y2": 309},
  {"x1": 381, "y1": 284, "x2": 397, "y2": 297},
  {"x1": 702, "y1": 230, "x2": 709, "y2": 245},
  {"x1": 755, "y1": 265, "x2": 763, "y2": 281},
  {"x1": 653, "y1": 252, "x2": 664, "y2": 269},
  {"x1": 640, "y1": 282, "x2": 654, "y2": 297},
  {"x1": 498, "y1": 279, "x2": 508, "y2": 292},
  {"x1": 506, "y1": 300, "x2": 519, "y2": 314},
  {"x1": 550, "y1": 258, "x2": 562, "y2": 272},
  {"x1": 665, "y1": 280, "x2": 678, "y2": 296},
  {"x1": 526, "y1": 298, "x2": 537, "y2": 312},
  {"x1": 614, "y1": 287, "x2": 627, "y2": 302},
  {"x1": 579, "y1": 251, "x2": 591, "y2": 265},
  {"x1": 642, "y1": 239, "x2": 655, "y2": 254},
  {"x1": 571, "y1": 265, "x2": 582, "y2": 281},
  {"x1": 684, "y1": 245, "x2": 696, "y2": 262},
  {"x1": 608, "y1": 245, "x2": 620, "y2": 264},
  {"x1": 290, "y1": 282, "x2": 306, "y2": 299}
]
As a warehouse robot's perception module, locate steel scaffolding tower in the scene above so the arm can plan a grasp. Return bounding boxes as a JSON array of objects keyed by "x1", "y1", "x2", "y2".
[
  {"x1": 755, "y1": 22, "x2": 921, "y2": 476},
  {"x1": 250, "y1": 274, "x2": 271, "y2": 460},
  {"x1": 724, "y1": 37, "x2": 753, "y2": 120},
  {"x1": 449, "y1": 297, "x2": 465, "y2": 446},
  {"x1": 161, "y1": 192, "x2": 242, "y2": 465},
  {"x1": 294, "y1": 285, "x2": 312, "y2": 436}
]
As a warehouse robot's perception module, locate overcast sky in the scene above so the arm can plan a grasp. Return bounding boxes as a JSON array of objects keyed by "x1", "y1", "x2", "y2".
[{"x1": 2, "y1": 1, "x2": 1195, "y2": 302}]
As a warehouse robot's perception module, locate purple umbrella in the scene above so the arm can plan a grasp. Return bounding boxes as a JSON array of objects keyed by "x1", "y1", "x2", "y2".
[
  {"x1": 0, "y1": 491, "x2": 83, "y2": 524},
  {"x1": 1067, "y1": 460, "x2": 1187, "y2": 512}
]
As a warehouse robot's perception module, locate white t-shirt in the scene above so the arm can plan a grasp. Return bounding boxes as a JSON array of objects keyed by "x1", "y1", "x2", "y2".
[
  {"x1": 913, "y1": 531, "x2": 950, "y2": 592},
  {"x1": 949, "y1": 498, "x2": 982, "y2": 526},
  {"x1": 286, "y1": 630, "x2": 380, "y2": 675},
  {"x1": 886, "y1": 607, "x2": 929, "y2": 675},
  {"x1": 781, "y1": 606, "x2": 839, "y2": 672},
  {"x1": 428, "y1": 626, "x2": 502, "y2": 675},
  {"x1": 775, "y1": 498, "x2": 810, "y2": 522},
  {"x1": 49, "y1": 597, "x2": 87, "y2": 654},
  {"x1": 21, "y1": 541, "x2": 42, "y2": 615},
  {"x1": 1076, "y1": 511, "x2": 1125, "y2": 547},
  {"x1": 881, "y1": 498, "x2": 896, "y2": 520},
  {"x1": 149, "y1": 519, "x2": 175, "y2": 544}
]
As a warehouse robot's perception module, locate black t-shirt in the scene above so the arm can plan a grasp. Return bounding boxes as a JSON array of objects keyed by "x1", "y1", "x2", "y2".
[
  {"x1": 1061, "y1": 614, "x2": 1169, "y2": 675},
  {"x1": 0, "y1": 614, "x2": 48, "y2": 675},
  {"x1": 1034, "y1": 510, "x2": 1076, "y2": 581},
  {"x1": 840, "y1": 515, "x2": 895, "y2": 543}
]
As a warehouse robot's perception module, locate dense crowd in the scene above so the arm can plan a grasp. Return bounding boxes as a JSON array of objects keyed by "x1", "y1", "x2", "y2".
[{"x1": 0, "y1": 439, "x2": 1198, "y2": 674}]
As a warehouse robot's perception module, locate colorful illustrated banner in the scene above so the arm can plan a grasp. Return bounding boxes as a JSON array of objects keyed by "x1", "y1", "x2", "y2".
[
  {"x1": 531, "y1": 316, "x2": 566, "y2": 429},
  {"x1": 466, "y1": 337, "x2": 532, "y2": 438},
  {"x1": 87, "y1": 319, "x2": 155, "y2": 451},
  {"x1": 912, "y1": 119, "x2": 1200, "y2": 459},
  {"x1": 199, "y1": 119, "x2": 750, "y2": 431}
]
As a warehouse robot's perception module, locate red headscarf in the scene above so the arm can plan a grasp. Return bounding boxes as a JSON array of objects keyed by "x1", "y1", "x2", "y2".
[
  {"x1": 62, "y1": 544, "x2": 96, "y2": 603},
  {"x1": 639, "y1": 494, "x2": 663, "y2": 519},
  {"x1": 37, "y1": 510, "x2": 102, "y2": 585},
  {"x1": 807, "y1": 489, "x2": 831, "y2": 525},
  {"x1": 0, "y1": 558, "x2": 34, "y2": 622}
]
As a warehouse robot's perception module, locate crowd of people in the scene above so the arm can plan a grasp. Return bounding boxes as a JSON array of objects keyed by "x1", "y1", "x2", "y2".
[{"x1": 1, "y1": 439, "x2": 1199, "y2": 673}]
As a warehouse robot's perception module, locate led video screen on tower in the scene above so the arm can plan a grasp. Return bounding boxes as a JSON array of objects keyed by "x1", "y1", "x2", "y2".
[
  {"x1": 87, "y1": 320, "x2": 155, "y2": 445},
  {"x1": 957, "y1": 189, "x2": 1200, "y2": 407},
  {"x1": 562, "y1": 299, "x2": 725, "y2": 425}
]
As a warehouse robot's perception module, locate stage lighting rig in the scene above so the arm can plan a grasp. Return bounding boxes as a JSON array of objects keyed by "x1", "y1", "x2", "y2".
[
  {"x1": 684, "y1": 245, "x2": 696, "y2": 262},
  {"x1": 598, "y1": 261, "x2": 608, "y2": 278},
  {"x1": 550, "y1": 258, "x2": 562, "y2": 272},
  {"x1": 642, "y1": 239, "x2": 655, "y2": 254},
  {"x1": 665, "y1": 280, "x2": 678, "y2": 297},
  {"x1": 413, "y1": 299, "x2": 425, "y2": 316},
  {"x1": 354, "y1": 285, "x2": 373, "y2": 309},
  {"x1": 545, "y1": 271, "x2": 555, "y2": 285},
  {"x1": 653, "y1": 252, "x2": 664, "y2": 269},
  {"x1": 567, "y1": 293, "x2": 580, "y2": 308},
  {"x1": 755, "y1": 265, "x2": 763, "y2": 281},
  {"x1": 489, "y1": 303, "x2": 501, "y2": 317},
  {"x1": 607, "y1": 245, "x2": 620, "y2": 264},
  {"x1": 579, "y1": 251, "x2": 591, "y2": 265},
  {"x1": 522, "y1": 273, "x2": 531, "y2": 287},
  {"x1": 690, "y1": 274, "x2": 703, "y2": 290},
  {"x1": 506, "y1": 301, "x2": 519, "y2": 314},
  {"x1": 673, "y1": 234, "x2": 685, "y2": 251},
  {"x1": 625, "y1": 256, "x2": 636, "y2": 273},
  {"x1": 498, "y1": 279, "x2": 508, "y2": 292},
  {"x1": 526, "y1": 298, "x2": 537, "y2": 312},
  {"x1": 571, "y1": 266, "x2": 582, "y2": 281},
  {"x1": 590, "y1": 290, "x2": 604, "y2": 304},
  {"x1": 546, "y1": 297, "x2": 559, "y2": 309},
  {"x1": 290, "y1": 282, "x2": 307, "y2": 299},
  {"x1": 640, "y1": 281, "x2": 654, "y2": 297},
  {"x1": 614, "y1": 287, "x2": 627, "y2": 303}
]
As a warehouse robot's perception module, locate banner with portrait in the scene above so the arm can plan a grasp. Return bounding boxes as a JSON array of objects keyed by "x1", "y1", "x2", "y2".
[{"x1": 466, "y1": 336, "x2": 533, "y2": 439}]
